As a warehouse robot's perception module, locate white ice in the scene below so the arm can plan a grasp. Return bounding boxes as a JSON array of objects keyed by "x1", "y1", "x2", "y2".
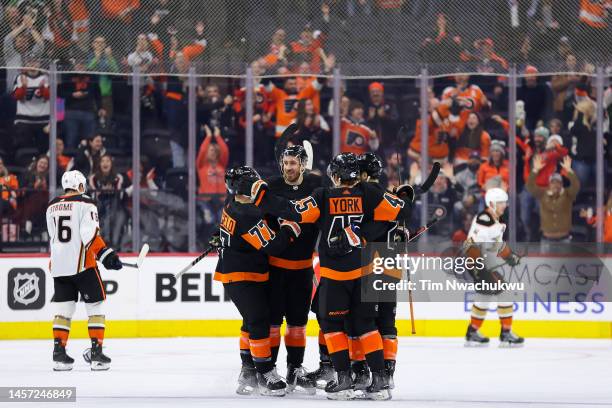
[{"x1": 1, "y1": 337, "x2": 611, "y2": 408}]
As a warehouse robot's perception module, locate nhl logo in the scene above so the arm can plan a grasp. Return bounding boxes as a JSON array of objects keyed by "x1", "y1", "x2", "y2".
[
  {"x1": 13, "y1": 273, "x2": 40, "y2": 305},
  {"x1": 8, "y1": 268, "x2": 45, "y2": 310}
]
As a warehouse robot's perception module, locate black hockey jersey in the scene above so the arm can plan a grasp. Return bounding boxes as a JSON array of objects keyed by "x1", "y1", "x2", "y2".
[
  {"x1": 213, "y1": 200, "x2": 295, "y2": 283},
  {"x1": 258, "y1": 181, "x2": 412, "y2": 281},
  {"x1": 265, "y1": 173, "x2": 322, "y2": 270}
]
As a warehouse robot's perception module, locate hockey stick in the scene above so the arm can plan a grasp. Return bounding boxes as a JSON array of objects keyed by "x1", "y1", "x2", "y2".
[
  {"x1": 174, "y1": 245, "x2": 216, "y2": 279},
  {"x1": 303, "y1": 140, "x2": 314, "y2": 170},
  {"x1": 415, "y1": 161, "x2": 441, "y2": 195},
  {"x1": 407, "y1": 217, "x2": 441, "y2": 243},
  {"x1": 121, "y1": 243, "x2": 150, "y2": 269}
]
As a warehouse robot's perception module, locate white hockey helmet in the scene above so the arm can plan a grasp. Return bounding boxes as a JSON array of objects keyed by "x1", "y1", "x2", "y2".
[
  {"x1": 61, "y1": 170, "x2": 87, "y2": 192},
  {"x1": 485, "y1": 187, "x2": 508, "y2": 209}
]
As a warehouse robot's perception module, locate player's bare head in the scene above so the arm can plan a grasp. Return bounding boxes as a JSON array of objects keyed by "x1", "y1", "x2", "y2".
[
  {"x1": 62, "y1": 170, "x2": 87, "y2": 194},
  {"x1": 281, "y1": 145, "x2": 307, "y2": 183},
  {"x1": 329, "y1": 153, "x2": 360, "y2": 187},
  {"x1": 485, "y1": 187, "x2": 508, "y2": 217}
]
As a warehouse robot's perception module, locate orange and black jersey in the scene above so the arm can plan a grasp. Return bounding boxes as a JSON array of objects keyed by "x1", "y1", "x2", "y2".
[
  {"x1": 360, "y1": 182, "x2": 399, "y2": 244},
  {"x1": 213, "y1": 200, "x2": 296, "y2": 284},
  {"x1": 265, "y1": 173, "x2": 322, "y2": 270},
  {"x1": 258, "y1": 181, "x2": 412, "y2": 281}
]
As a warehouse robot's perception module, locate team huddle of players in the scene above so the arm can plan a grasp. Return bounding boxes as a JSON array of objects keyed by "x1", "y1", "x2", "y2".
[{"x1": 45, "y1": 130, "x2": 523, "y2": 400}]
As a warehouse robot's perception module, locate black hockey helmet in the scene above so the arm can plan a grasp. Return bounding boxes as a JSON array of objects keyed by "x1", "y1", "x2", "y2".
[
  {"x1": 357, "y1": 152, "x2": 383, "y2": 179},
  {"x1": 328, "y1": 153, "x2": 360, "y2": 183},
  {"x1": 225, "y1": 166, "x2": 261, "y2": 196},
  {"x1": 280, "y1": 145, "x2": 308, "y2": 170}
]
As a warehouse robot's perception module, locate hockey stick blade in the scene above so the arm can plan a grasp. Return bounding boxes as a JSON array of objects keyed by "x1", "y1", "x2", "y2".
[
  {"x1": 416, "y1": 162, "x2": 441, "y2": 195},
  {"x1": 136, "y1": 243, "x2": 150, "y2": 268},
  {"x1": 303, "y1": 140, "x2": 314, "y2": 170}
]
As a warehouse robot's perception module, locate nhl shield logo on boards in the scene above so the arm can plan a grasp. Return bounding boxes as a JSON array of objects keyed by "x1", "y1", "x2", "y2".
[{"x1": 8, "y1": 268, "x2": 45, "y2": 310}]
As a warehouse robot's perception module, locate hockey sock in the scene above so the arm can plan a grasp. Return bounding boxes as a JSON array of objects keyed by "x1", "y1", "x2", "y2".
[
  {"x1": 382, "y1": 335, "x2": 398, "y2": 361},
  {"x1": 270, "y1": 325, "x2": 281, "y2": 364},
  {"x1": 360, "y1": 330, "x2": 384, "y2": 372},
  {"x1": 348, "y1": 337, "x2": 365, "y2": 362},
  {"x1": 240, "y1": 330, "x2": 254, "y2": 367},
  {"x1": 470, "y1": 305, "x2": 487, "y2": 330},
  {"x1": 324, "y1": 331, "x2": 350, "y2": 372},
  {"x1": 497, "y1": 304, "x2": 514, "y2": 331},
  {"x1": 52, "y1": 315, "x2": 71, "y2": 347},
  {"x1": 284, "y1": 325, "x2": 306, "y2": 366},
  {"x1": 88, "y1": 315, "x2": 105, "y2": 345},
  {"x1": 249, "y1": 337, "x2": 273, "y2": 374},
  {"x1": 318, "y1": 329, "x2": 330, "y2": 362}
]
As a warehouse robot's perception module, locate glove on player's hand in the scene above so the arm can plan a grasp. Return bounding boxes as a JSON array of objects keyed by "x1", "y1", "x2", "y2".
[
  {"x1": 280, "y1": 219, "x2": 301, "y2": 239},
  {"x1": 208, "y1": 230, "x2": 222, "y2": 248},
  {"x1": 393, "y1": 184, "x2": 415, "y2": 202},
  {"x1": 98, "y1": 247, "x2": 122, "y2": 270},
  {"x1": 250, "y1": 180, "x2": 268, "y2": 203},
  {"x1": 506, "y1": 252, "x2": 521, "y2": 267},
  {"x1": 328, "y1": 224, "x2": 361, "y2": 257}
]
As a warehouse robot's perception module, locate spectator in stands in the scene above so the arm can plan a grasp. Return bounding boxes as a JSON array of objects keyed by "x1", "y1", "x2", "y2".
[
  {"x1": 88, "y1": 154, "x2": 127, "y2": 248},
  {"x1": 517, "y1": 65, "x2": 551, "y2": 130},
  {"x1": 290, "y1": 26, "x2": 324, "y2": 74},
  {"x1": 140, "y1": 0, "x2": 179, "y2": 49},
  {"x1": 477, "y1": 140, "x2": 509, "y2": 189},
  {"x1": 472, "y1": 38, "x2": 509, "y2": 73},
  {"x1": 548, "y1": 118, "x2": 570, "y2": 146},
  {"x1": 73, "y1": 133, "x2": 106, "y2": 176},
  {"x1": 125, "y1": 158, "x2": 162, "y2": 251},
  {"x1": 196, "y1": 125, "x2": 228, "y2": 227},
  {"x1": 197, "y1": 84, "x2": 236, "y2": 136},
  {"x1": 292, "y1": 98, "x2": 330, "y2": 171},
  {"x1": 560, "y1": 65, "x2": 594, "y2": 124},
  {"x1": 11, "y1": 56, "x2": 49, "y2": 154},
  {"x1": 551, "y1": 54, "x2": 580, "y2": 119},
  {"x1": 44, "y1": 0, "x2": 82, "y2": 59},
  {"x1": 127, "y1": 33, "x2": 155, "y2": 72},
  {"x1": 47, "y1": 138, "x2": 73, "y2": 187},
  {"x1": 452, "y1": 112, "x2": 491, "y2": 165},
  {"x1": 0, "y1": 157, "x2": 19, "y2": 217},
  {"x1": 365, "y1": 81, "x2": 398, "y2": 150},
  {"x1": 442, "y1": 74, "x2": 488, "y2": 124},
  {"x1": 347, "y1": 0, "x2": 373, "y2": 17},
  {"x1": 59, "y1": 62, "x2": 100, "y2": 148},
  {"x1": 580, "y1": 190, "x2": 612, "y2": 243},
  {"x1": 19, "y1": 154, "x2": 49, "y2": 235},
  {"x1": 422, "y1": 172, "x2": 458, "y2": 239},
  {"x1": 340, "y1": 100, "x2": 379, "y2": 155},
  {"x1": 3, "y1": 10, "x2": 44, "y2": 90},
  {"x1": 262, "y1": 29, "x2": 288, "y2": 69},
  {"x1": 452, "y1": 212, "x2": 474, "y2": 244},
  {"x1": 408, "y1": 99, "x2": 450, "y2": 163},
  {"x1": 452, "y1": 151, "x2": 482, "y2": 217},
  {"x1": 527, "y1": 155, "x2": 579, "y2": 244},
  {"x1": 420, "y1": 13, "x2": 464, "y2": 64},
  {"x1": 569, "y1": 99, "x2": 597, "y2": 187},
  {"x1": 163, "y1": 52, "x2": 189, "y2": 168},
  {"x1": 100, "y1": 0, "x2": 140, "y2": 55},
  {"x1": 87, "y1": 36, "x2": 119, "y2": 119}
]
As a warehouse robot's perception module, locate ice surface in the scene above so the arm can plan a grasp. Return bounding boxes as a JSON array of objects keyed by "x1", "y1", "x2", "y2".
[{"x1": 1, "y1": 337, "x2": 611, "y2": 407}]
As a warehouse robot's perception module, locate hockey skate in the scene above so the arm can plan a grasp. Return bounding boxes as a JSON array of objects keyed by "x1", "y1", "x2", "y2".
[
  {"x1": 286, "y1": 364, "x2": 316, "y2": 395},
  {"x1": 83, "y1": 338, "x2": 111, "y2": 371},
  {"x1": 325, "y1": 370, "x2": 355, "y2": 400},
  {"x1": 366, "y1": 370, "x2": 392, "y2": 400},
  {"x1": 465, "y1": 325, "x2": 490, "y2": 347},
  {"x1": 257, "y1": 367, "x2": 286, "y2": 397},
  {"x1": 499, "y1": 329, "x2": 525, "y2": 348},
  {"x1": 53, "y1": 339, "x2": 74, "y2": 371},
  {"x1": 306, "y1": 360, "x2": 335, "y2": 390},
  {"x1": 385, "y1": 360, "x2": 396, "y2": 390},
  {"x1": 236, "y1": 364, "x2": 257, "y2": 395},
  {"x1": 351, "y1": 360, "x2": 371, "y2": 398}
]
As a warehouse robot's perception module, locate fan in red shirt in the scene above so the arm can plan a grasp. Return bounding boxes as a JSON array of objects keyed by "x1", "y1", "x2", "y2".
[
  {"x1": 340, "y1": 100, "x2": 379, "y2": 155},
  {"x1": 197, "y1": 125, "x2": 229, "y2": 226}
]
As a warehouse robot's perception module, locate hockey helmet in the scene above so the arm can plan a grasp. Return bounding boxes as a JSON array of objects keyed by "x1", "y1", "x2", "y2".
[
  {"x1": 485, "y1": 187, "x2": 508, "y2": 209},
  {"x1": 225, "y1": 166, "x2": 261, "y2": 196},
  {"x1": 328, "y1": 153, "x2": 360, "y2": 183},
  {"x1": 357, "y1": 152, "x2": 383, "y2": 179},
  {"x1": 61, "y1": 170, "x2": 87, "y2": 192}
]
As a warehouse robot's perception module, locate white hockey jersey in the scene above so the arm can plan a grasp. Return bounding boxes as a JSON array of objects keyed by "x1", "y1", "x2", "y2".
[
  {"x1": 13, "y1": 72, "x2": 50, "y2": 124},
  {"x1": 46, "y1": 194, "x2": 107, "y2": 277},
  {"x1": 466, "y1": 209, "x2": 509, "y2": 269}
]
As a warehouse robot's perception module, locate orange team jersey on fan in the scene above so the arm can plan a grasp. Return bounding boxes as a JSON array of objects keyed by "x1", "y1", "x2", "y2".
[
  {"x1": 266, "y1": 80, "x2": 321, "y2": 137},
  {"x1": 442, "y1": 84, "x2": 486, "y2": 122},
  {"x1": 46, "y1": 194, "x2": 108, "y2": 277},
  {"x1": 409, "y1": 117, "x2": 450, "y2": 159},
  {"x1": 340, "y1": 118, "x2": 376, "y2": 155}
]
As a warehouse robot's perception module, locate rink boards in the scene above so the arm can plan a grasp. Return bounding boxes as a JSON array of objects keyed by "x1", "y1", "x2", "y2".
[{"x1": 0, "y1": 254, "x2": 611, "y2": 339}]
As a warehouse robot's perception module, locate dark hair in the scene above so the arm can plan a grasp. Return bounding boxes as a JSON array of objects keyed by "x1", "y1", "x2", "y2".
[
  {"x1": 296, "y1": 98, "x2": 314, "y2": 128},
  {"x1": 349, "y1": 100, "x2": 364, "y2": 114}
]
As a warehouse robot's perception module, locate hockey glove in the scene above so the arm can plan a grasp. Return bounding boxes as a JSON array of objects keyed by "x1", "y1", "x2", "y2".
[
  {"x1": 250, "y1": 179, "x2": 268, "y2": 203},
  {"x1": 328, "y1": 224, "x2": 361, "y2": 257},
  {"x1": 393, "y1": 184, "x2": 415, "y2": 202},
  {"x1": 506, "y1": 252, "x2": 521, "y2": 267},
  {"x1": 391, "y1": 225, "x2": 409, "y2": 243},
  {"x1": 280, "y1": 219, "x2": 301, "y2": 239},
  {"x1": 208, "y1": 230, "x2": 222, "y2": 249},
  {"x1": 98, "y1": 247, "x2": 122, "y2": 270}
]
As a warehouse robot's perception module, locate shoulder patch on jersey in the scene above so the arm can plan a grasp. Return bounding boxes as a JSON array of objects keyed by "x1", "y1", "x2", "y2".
[{"x1": 476, "y1": 212, "x2": 495, "y2": 226}]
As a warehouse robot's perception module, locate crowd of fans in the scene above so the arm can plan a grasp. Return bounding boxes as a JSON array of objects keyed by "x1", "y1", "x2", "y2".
[{"x1": 0, "y1": 0, "x2": 611, "y2": 251}]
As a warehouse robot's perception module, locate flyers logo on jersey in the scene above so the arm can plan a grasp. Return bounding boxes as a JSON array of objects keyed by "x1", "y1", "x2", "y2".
[
  {"x1": 329, "y1": 197, "x2": 363, "y2": 215},
  {"x1": 220, "y1": 210, "x2": 236, "y2": 235}
]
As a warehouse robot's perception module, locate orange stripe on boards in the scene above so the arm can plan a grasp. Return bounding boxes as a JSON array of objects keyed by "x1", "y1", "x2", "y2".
[
  {"x1": 285, "y1": 326, "x2": 306, "y2": 347},
  {"x1": 324, "y1": 331, "x2": 349, "y2": 354},
  {"x1": 270, "y1": 326, "x2": 281, "y2": 347},
  {"x1": 249, "y1": 338, "x2": 271, "y2": 359},
  {"x1": 348, "y1": 337, "x2": 365, "y2": 361},
  {"x1": 240, "y1": 330, "x2": 250, "y2": 350},
  {"x1": 359, "y1": 330, "x2": 383, "y2": 355},
  {"x1": 383, "y1": 337, "x2": 398, "y2": 360}
]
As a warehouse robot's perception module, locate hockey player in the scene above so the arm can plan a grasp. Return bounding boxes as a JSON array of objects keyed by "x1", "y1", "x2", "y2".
[
  {"x1": 216, "y1": 166, "x2": 302, "y2": 397},
  {"x1": 247, "y1": 152, "x2": 415, "y2": 400},
  {"x1": 265, "y1": 145, "x2": 321, "y2": 393},
  {"x1": 46, "y1": 170, "x2": 123, "y2": 371},
  {"x1": 463, "y1": 187, "x2": 524, "y2": 347}
]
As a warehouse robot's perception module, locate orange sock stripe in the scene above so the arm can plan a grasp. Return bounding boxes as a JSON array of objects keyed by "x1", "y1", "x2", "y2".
[
  {"x1": 318, "y1": 329, "x2": 326, "y2": 346},
  {"x1": 240, "y1": 330, "x2": 250, "y2": 350},
  {"x1": 249, "y1": 338, "x2": 271, "y2": 359},
  {"x1": 88, "y1": 328, "x2": 105, "y2": 341},
  {"x1": 359, "y1": 330, "x2": 383, "y2": 355},
  {"x1": 500, "y1": 316, "x2": 513, "y2": 330},
  {"x1": 470, "y1": 316, "x2": 484, "y2": 329},
  {"x1": 348, "y1": 337, "x2": 366, "y2": 361},
  {"x1": 324, "y1": 331, "x2": 349, "y2": 354},
  {"x1": 383, "y1": 337, "x2": 398, "y2": 360},
  {"x1": 284, "y1": 325, "x2": 306, "y2": 347},
  {"x1": 53, "y1": 329, "x2": 69, "y2": 347},
  {"x1": 269, "y1": 326, "x2": 281, "y2": 347}
]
